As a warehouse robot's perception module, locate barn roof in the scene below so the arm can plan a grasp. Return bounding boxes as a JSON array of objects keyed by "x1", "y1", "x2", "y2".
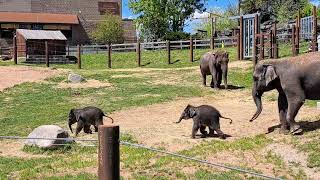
[
  {"x1": 16, "y1": 29, "x2": 67, "y2": 40},
  {"x1": 0, "y1": 12, "x2": 79, "y2": 24}
]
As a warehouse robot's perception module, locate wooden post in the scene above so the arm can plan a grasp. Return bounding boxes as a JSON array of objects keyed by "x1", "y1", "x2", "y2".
[
  {"x1": 292, "y1": 25, "x2": 296, "y2": 56},
  {"x1": 269, "y1": 31, "x2": 273, "y2": 58},
  {"x1": 167, "y1": 40, "x2": 171, "y2": 64},
  {"x1": 190, "y1": 37, "x2": 193, "y2": 62},
  {"x1": 253, "y1": 14, "x2": 258, "y2": 66},
  {"x1": 273, "y1": 23, "x2": 278, "y2": 59},
  {"x1": 137, "y1": 41, "x2": 141, "y2": 67},
  {"x1": 313, "y1": 6, "x2": 318, "y2": 52},
  {"x1": 108, "y1": 44, "x2": 112, "y2": 68},
  {"x1": 237, "y1": 31, "x2": 240, "y2": 60},
  {"x1": 67, "y1": 45, "x2": 70, "y2": 56},
  {"x1": 98, "y1": 125, "x2": 120, "y2": 180},
  {"x1": 77, "y1": 45, "x2": 81, "y2": 69},
  {"x1": 296, "y1": 13, "x2": 301, "y2": 55},
  {"x1": 13, "y1": 35, "x2": 17, "y2": 64},
  {"x1": 239, "y1": 16, "x2": 243, "y2": 60},
  {"x1": 260, "y1": 34, "x2": 264, "y2": 60},
  {"x1": 45, "y1": 41, "x2": 49, "y2": 67}
]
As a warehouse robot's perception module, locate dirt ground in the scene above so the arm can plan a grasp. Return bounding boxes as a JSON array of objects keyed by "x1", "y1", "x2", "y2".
[{"x1": 0, "y1": 66, "x2": 60, "y2": 91}]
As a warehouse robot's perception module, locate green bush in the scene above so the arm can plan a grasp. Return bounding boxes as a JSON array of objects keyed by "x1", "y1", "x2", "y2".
[{"x1": 163, "y1": 31, "x2": 190, "y2": 41}]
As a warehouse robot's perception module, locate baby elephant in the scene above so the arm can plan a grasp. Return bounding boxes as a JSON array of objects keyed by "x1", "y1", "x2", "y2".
[
  {"x1": 176, "y1": 104, "x2": 232, "y2": 139},
  {"x1": 68, "y1": 106, "x2": 114, "y2": 136}
]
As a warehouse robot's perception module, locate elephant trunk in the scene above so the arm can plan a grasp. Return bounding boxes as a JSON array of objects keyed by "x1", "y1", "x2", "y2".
[
  {"x1": 222, "y1": 65, "x2": 228, "y2": 89},
  {"x1": 176, "y1": 116, "x2": 183, "y2": 123},
  {"x1": 250, "y1": 87, "x2": 263, "y2": 122},
  {"x1": 69, "y1": 123, "x2": 73, "y2": 133}
]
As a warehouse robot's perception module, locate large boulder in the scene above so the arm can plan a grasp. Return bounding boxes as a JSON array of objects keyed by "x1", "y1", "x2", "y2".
[
  {"x1": 25, "y1": 125, "x2": 73, "y2": 148},
  {"x1": 68, "y1": 73, "x2": 85, "y2": 83}
]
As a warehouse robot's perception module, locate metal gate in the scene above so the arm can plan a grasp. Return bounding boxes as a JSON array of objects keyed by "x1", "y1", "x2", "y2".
[
  {"x1": 301, "y1": 16, "x2": 313, "y2": 40},
  {"x1": 243, "y1": 17, "x2": 255, "y2": 58}
]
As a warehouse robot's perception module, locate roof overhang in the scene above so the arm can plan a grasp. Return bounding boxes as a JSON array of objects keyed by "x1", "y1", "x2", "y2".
[
  {"x1": 0, "y1": 12, "x2": 79, "y2": 24},
  {"x1": 16, "y1": 29, "x2": 67, "y2": 40}
]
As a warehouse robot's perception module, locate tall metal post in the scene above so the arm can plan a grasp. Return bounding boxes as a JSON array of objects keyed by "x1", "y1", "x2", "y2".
[
  {"x1": 273, "y1": 23, "x2": 278, "y2": 59},
  {"x1": 253, "y1": 14, "x2": 258, "y2": 66},
  {"x1": 239, "y1": 16, "x2": 243, "y2": 60},
  {"x1": 190, "y1": 37, "x2": 194, "y2": 62},
  {"x1": 211, "y1": 17, "x2": 215, "y2": 50},
  {"x1": 260, "y1": 34, "x2": 264, "y2": 60},
  {"x1": 292, "y1": 25, "x2": 296, "y2": 56},
  {"x1": 13, "y1": 35, "x2": 17, "y2": 64},
  {"x1": 296, "y1": 12, "x2": 301, "y2": 55},
  {"x1": 77, "y1": 45, "x2": 81, "y2": 69},
  {"x1": 137, "y1": 40, "x2": 141, "y2": 67},
  {"x1": 167, "y1": 40, "x2": 171, "y2": 64},
  {"x1": 313, "y1": 6, "x2": 318, "y2": 52},
  {"x1": 98, "y1": 125, "x2": 120, "y2": 180},
  {"x1": 108, "y1": 44, "x2": 112, "y2": 68},
  {"x1": 45, "y1": 41, "x2": 49, "y2": 67}
]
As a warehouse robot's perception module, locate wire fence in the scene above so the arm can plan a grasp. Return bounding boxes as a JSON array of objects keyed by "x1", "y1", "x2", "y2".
[{"x1": 0, "y1": 135, "x2": 282, "y2": 180}]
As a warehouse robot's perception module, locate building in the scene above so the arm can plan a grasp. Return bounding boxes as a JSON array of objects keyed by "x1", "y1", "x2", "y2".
[{"x1": 0, "y1": 0, "x2": 136, "y2": 47}]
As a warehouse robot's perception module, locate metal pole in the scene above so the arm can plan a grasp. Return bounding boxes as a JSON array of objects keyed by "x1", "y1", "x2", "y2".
[
  {"x1": 137, "y1": 41, "x2": 141, "y2": 67},
  {"x1": 239, "y1": 16, "x2": 243, "y2": 60},
  {"x1": 269, "y1": 31, "x2": 273, "y2": 58},
  {"x1": 98, "y1": 125, "x2": 120, "y2": 180},
  {"x1": 211, "y1": 17, "x2": 214, "y2": 50},
  {"x1": 253, "y1": 14, "x2": 258, "y2": 66},
  {"x1": 260, "y1": 34, "x2": 264, "y2": 60},
  {"x1": 45, "y1": 41, "x2": 49, "y2": 67},
  {"x1": 313, "y1": 6, "x2": 318, "y2": 52},
  {"x1": 296, "y1": 12, "x2": 301, "y2": 55},
  {"x1": 77, "y1": 45, "x2": 81, "y2": 69},
  {"x1": 190, "y1": 37, "x2": 193, "y2": 62},
  {"x1": 237, "y1": 30, "x2": 240, "y2": 60},
  {"x1": 273, "y1": 23, "x2": 278, "y2": 59},
  {"x1": 67, "y1": 45, "x2": 69, "y2": 56},
  {"x1": 108, "y1": 44, "x2": 112, "y2": 68},
  {"x1": 167, "y1": 40, "x2": 171, "y2": 64},
  {"x1": 13, "y1": 35, "x2": 17, "y2": 64}
]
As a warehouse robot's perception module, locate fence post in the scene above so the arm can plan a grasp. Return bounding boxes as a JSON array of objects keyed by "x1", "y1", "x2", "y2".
[
  {"x1": 239, "y1": 16, "x2": 243, "y2": 60},
  {"x1": 167, "y1": 40, "x2": 171, "y2": 64},
  {"x1": 137, "y1": 40, "x2": 141, "y2": 67},
  {"x1": 210, "y1": 36, "x2": 214, "y2": 50},
  {"x1": 292, "y1": 25, "x2": 296, "y2": 56},
  {"x1": 45, "y1": 41, "x2": 49, "y2": 67},
  {"x1": 67, "y1": 45, "x2": 70, "y2": 56},
  {"x1": 108, "y1": 44, "x2": 112, "y2": 68},
  {"x1": 260, "y1": 34, "x2": 264, "y2": 60},
  {"x1": 313, "y1": 6, "x2": 318, "y2": 52},
  {"x1": 237, "y1": 30, "x2": 240, "y2": 61},
  {"x1": 253, "y1": 14, "x2": 258, "y2": 66},
  {"x1": 296, "y1": 13, "x2": 301, "y2": 55},
  {"x1": 269, "y1": 31, "x2": 273, "y2": 58},
  {"x1": 77, "y1": 44, "x2": 81, "y2": 69},
  {"x1": 190, "y1": 37, "x2": 193, "y2": 62},
  {"x1": 98, "y1": 125, "x2": 120, "y2": 180},
  {"x1": 273, "y1": 23, "x2": 278, "y2": 59},
  {"x1": 13, "y1": 35, "x2": 17, "y2": 64}
]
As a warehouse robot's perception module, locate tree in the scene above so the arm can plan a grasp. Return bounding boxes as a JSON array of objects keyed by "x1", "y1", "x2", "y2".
[
  {"x1": 91, "y1": 13, "x2": 124, "y2": 44},
  {"x1": 129, "y1": 0, "x2": 207, "y2": 40}
]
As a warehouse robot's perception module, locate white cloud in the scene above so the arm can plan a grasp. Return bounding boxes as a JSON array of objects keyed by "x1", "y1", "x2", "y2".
[
  {"x1": 192, "y1": 11, "x2": 211, "y2": 19},
  {"x1": 311, "y1": 0, "x2": 320, "y2": 6}
]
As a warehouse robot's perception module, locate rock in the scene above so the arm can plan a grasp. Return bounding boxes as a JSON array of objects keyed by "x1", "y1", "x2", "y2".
[
  {"x1": 25, "y1": 125, "x2": 73, "y2": 148},
  {"x1": 68, "y1": 73, "x2": 85, "y2": 83}
]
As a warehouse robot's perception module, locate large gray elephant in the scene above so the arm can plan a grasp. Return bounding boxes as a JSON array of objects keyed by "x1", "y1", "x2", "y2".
[
  {"x1": 250, "y1": 59, "x2": 320, "y2": 134},
  {"x1": 176, "y1": 104, "x2": 232, "y2": 139},
  {"x1": 200, "y1": 51, "x2": 229, "y2": 89}
]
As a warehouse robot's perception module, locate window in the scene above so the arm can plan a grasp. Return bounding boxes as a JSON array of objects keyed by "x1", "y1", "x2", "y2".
[
  {"x1": 98, "y1": 2, "x2": 120, "y2": 15},
  {"x1": 32, "y1": 24, "x2": 43, "y2": 30}
]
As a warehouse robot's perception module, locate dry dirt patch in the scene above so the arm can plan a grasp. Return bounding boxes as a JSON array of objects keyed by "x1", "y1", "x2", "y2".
[
  {"x1": 0, "y1": 66, "x2": 60, "y2": 91},
  {"x1": 56, "y1": 79, "x2": 112, "y2": 89},
  {"x1": 0, "y1": 141, "x2": 45, "y2": 158},
  {"x1": 106, "y1": 90, "x2": 319, "y2": 152}
]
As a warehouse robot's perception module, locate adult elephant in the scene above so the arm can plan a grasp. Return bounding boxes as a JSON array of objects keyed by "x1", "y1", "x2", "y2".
[
  {"x1": 200, "y1": 51, "x2": 229, "y2": 89},
  {"x1": 250, "y1": 58, "x2": 320, "y2": 134}
]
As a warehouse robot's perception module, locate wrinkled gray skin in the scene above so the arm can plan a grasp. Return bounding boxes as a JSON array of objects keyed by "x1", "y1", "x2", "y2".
[
  {"x1": 176, "y1": 105, "x2": 232, "y2": 139},
  {"x1": 68, "y1": 106, "x2": 114, "y2": 136},
  {"x1": 250, "y1": 59, "x2": 320, "y2": 134},
  {"x1": 200, "y1": 51, "x2": 229, "y2": 89}
]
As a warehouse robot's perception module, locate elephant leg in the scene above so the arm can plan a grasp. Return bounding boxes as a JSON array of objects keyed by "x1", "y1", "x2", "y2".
[
  {"x1": 200, "y1": 126, "x2": 208, "y2": 138},
  {"x1": 286, "y1": 92, "x2": 305, "y2": 134},
  {"x1": 222, "y1": 66, "x2": 228, "y2": 89},
  {"x1": 278, "y1": 93, "x2": 289, "y2": 134},
  {"x1": 208, "y1": 127, "x2": 215, "y2": 137},
  {"x1": 191, "y1": 123, "x2": 200, "y2": 139},
  {"x1": 216, "y1": 68, "x2": 222, "y2": 88},
  {"x1": 213, "y1": 128, "x2": 226, "y2": 139},
  {"x1": 94, "y1": 125, "x2": 98, "y2": 132},
  {"x1": 201, "y1": 70, "x2": 207, "y2": 86},
  {"x1": 84, "y1": 125, "x2": 92, "y2": 134},
  {"x1": 75, "y1": 120, "x2": 84, "y2": 136},
  {"x1": 209, "y1": 66, "x2": 218, "y2": 88}
]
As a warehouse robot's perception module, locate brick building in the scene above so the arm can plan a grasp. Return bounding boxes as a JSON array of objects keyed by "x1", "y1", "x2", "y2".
[{"x1": 0, "y1": 0, "x2": 137, "y2": 46}]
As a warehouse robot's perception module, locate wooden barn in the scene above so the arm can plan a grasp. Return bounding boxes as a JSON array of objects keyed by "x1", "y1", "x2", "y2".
[{"x1": 16, "y1": 29, "x2": 74, "y2": 64}]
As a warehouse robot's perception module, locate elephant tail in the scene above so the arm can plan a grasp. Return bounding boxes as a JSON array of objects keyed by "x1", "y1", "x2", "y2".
[
  {"x1": 103, "y1": 114, "x2": 114, "y2": 123},
  {"x1": 220, "y1": 115, "x2": 233, "y2": 124}
]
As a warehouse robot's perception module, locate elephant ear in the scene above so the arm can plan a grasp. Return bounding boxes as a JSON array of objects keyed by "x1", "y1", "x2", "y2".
[
  {"x1": 189, "y1": 108, "x2": 197, "y2": 118},
  {"x1": 264, "y1": 65, "x2": 278, "y2": 85}
]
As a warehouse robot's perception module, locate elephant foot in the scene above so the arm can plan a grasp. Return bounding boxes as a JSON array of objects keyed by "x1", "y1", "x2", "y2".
[
  {"x1": 191, "y1": 135, "x2": 196, "y2": 139},
  {"x1": 290, "y1": 124, "x2": 303, "y2": 135},
  {"x1": 200, "y1": 134, "x2": 207, "y2": 138},
  {"x1": 279, "y1": 128, "x2": 290, "y2": 135},
  {"x1": 219, "y1": 134, "x2": 226, "y2": 139}
]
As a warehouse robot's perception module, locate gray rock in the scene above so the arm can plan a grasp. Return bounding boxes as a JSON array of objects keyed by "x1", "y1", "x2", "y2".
[
  {"x1": 68, "y1": 73, "x2": 85, "y2": 83},
  {"x1": 25, "y1": 125, "x2": 73, "y2": 148}
]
